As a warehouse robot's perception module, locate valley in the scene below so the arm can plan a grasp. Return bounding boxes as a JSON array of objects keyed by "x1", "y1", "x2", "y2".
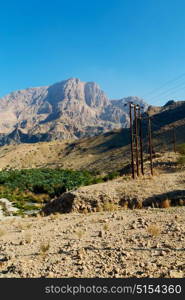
[{"x1": 0, "y1": 82, "x2": 185, "y2": 278}]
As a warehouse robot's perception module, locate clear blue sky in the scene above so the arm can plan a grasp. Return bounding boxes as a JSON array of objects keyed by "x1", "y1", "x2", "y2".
[{"x1": 1, "y1": 0, "x2": 185, "y2": 105}]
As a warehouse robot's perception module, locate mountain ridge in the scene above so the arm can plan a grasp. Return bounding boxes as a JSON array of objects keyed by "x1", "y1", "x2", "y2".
[
  {"x1": 0, "y1": 98, "x2": 185, "y2": 172},
  {"x1": 0, "y1": 78, "x2": 147, "y2": 145}
]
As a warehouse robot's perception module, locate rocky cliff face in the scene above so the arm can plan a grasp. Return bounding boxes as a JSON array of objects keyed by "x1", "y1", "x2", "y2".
[{"x1": 0, "y1": 78, "x2": 148, "y2": 145}]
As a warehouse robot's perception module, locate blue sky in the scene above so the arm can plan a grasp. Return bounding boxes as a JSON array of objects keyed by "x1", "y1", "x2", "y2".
[{"x1": 0, "y1": 0, "x2": 185, "y2": 105}]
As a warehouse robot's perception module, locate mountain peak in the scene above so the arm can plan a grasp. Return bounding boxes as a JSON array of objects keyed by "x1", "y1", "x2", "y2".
[
  {"x1": 66, "y1": 77, "x2": 81, "y2": 83},
  {"x1": 0, "y1": 78, "x2": 148, "y2": 145}
]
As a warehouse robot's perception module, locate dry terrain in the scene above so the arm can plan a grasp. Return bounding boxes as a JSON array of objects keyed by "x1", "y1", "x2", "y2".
[
  {"x1": 0, "y1": 152, "x2": 185, "y2": 278},
  {"x1": 0, "y1": 131, "x2": 131, "y2": 172},
  {"x1": 0, "y1": 207, "x2": 184, "y2": 278}
]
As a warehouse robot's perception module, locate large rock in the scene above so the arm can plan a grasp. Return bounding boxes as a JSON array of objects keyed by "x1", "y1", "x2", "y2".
[
  {"x1": 0, "y1": 198, "x2": 19, "y2": 218},
  {"x1": 43, "y1": 181, "x2": 143, "y2": 215}
]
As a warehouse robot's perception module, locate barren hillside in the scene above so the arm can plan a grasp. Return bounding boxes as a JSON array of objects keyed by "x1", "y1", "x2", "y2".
[
  {"x1": 0, "y1": 130, "x2": 130, "y2": 172},
  {"x1": 0, "y1": 99, "x2": 185, "y2": 173}
]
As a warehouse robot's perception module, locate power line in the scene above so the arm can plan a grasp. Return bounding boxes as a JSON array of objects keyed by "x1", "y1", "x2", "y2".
[
  {"x1": 142, "y1": 72, "x2": 185, "y2": 98},
  {"x1": 149, "y1": 78, "x2": 185, "y2": 102}
]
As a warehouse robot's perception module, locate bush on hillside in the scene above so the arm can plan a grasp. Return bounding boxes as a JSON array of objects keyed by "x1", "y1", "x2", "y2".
[
  {"x1": 177, "y1": 155, "x2": 185, "y2": 166},
  {"x1": 176, "y1": 144, "x2": 185, "y2": 155},
  {"x1": 103, "y1": 171, "x2": 120, "y2": 181}
]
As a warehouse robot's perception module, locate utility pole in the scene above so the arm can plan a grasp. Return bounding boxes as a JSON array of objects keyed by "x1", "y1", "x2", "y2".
[
  {"x1": 173, "y1": 126, "x2": 176, "y2": 153},
  {"x1": 138, "y1": 106, "x2": 144, "y2": 175},
  {"x1": 134, "y1": 105, "x2": 139, "y2": 177},
  {"x1": 129, "y1": 103, "x2": 135, "y2": 179},
  {"x1": 148, "y1": 117, "x2": 153, "y2": 176}
]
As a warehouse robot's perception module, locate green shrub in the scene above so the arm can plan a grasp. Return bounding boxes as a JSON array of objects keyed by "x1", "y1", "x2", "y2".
[
  {"x1": 177, "y1": 155, "x2": 185, "y2": 166},
  {"x1": 103, "y1": 171, "x2": 120, "y2": 181},
  {"x1": 176, "y1": 144, "x2": 185, "y2": 155},
  {"x1": 0, "y1": 168, "x2": 94, "y2": 196}
]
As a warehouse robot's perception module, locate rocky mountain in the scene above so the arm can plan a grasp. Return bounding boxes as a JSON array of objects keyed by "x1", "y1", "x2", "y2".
[
  {"x1": 0, "y1": 78, "x2": 148, "y2": 145},
  {"x1": 0, "y1": 99, "x2": 185, "y2": 171}
]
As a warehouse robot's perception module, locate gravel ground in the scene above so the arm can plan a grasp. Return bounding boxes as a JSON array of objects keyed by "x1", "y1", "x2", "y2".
[{"x1": 0, "y1": 207, "x2": 185, "y2": 278}]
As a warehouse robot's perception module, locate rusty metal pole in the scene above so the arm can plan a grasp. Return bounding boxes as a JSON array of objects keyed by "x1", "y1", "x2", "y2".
[
  {"x1": 173, "y1": 127, "x2": 176, "y2": 153},
  {"x1": 148, "y1": 117, "x2": 153, "y2": 176},
  {"x1": 138, "y1": 106, "x2": 144, "y2": 175},
  {"x1": 129, "y1": 103, "x2": 135, "y2": 179},
  {"x1": 134, "y1": 105, "x2": 139, "y2": 177}
]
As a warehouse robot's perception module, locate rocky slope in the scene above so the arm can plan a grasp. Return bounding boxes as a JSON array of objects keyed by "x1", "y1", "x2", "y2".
[
  {"x1": 43, "y1": 152, "x2": 185, "y2": 214},
  {"x1": 0, "y1": 78, "x2": 147, "y2": 145},
  {"x1": 145, "y1": 100, "x2": 185, "y2": 149}
]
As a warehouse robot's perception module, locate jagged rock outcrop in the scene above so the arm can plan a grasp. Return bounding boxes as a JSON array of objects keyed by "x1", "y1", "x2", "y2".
[{"x1": 0, "y1": 78, "x2": 148, "y2": 145}]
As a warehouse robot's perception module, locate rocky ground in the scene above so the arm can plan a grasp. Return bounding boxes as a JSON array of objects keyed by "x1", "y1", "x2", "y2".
[
  {"x1": 0, "y1": 198, "x2": 19, "y2": 219},
  {"x1": 0, "y1": 207, "x2": 185, "y2": 278}
]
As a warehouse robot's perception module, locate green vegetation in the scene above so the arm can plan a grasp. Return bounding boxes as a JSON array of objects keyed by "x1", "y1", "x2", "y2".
[
  {"x1": 176, "y1": 143, "x2": 185, "y2": 166},
  {"x1": 177, "y1": 155, "x2": 185, "y2": 166},
  {"x1": 0, "y1": 169, "x2": 93, "y2": 195},
  {"x1": 103, "y1": 171, "x2": 120, "y2": 181},
  {"x1": 176, "y1": 143, "x2": 185, "y2": 155},
  {"x1": 0, "y1": 168, "x2": 120, "y2": 213}
]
